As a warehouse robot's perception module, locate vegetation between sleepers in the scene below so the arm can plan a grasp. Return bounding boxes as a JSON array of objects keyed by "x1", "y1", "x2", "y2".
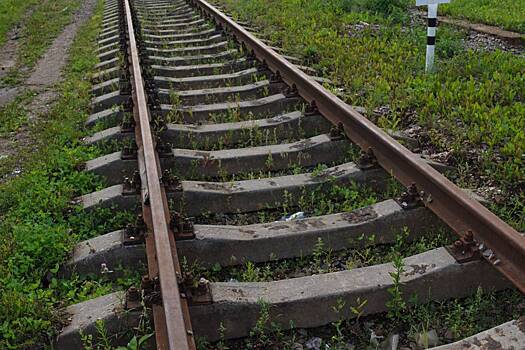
[
  {"x1": 183, "y1": 228, "x2": 454, "y2": 283},
  {"x1": 0, "y1": 1, "x2": 147, "y2": 347},
  {"x1": 195, "y1": 287, "x2": 525, "y2": 349},
  {"x1": 213, "y1": 0, "x2": 525, "y2": 234}
]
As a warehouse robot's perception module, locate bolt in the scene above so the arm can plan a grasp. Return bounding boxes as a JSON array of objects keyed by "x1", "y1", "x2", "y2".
[
  {"x1": 407, "y1": 183, "x2": 418, "y2": 196},
  {"x1": 100, "y1": 263, "x2": 114, "y2": 274},
  {"x1": 199, "y1": 277, "x2": 210, "y2": 287},
  {"x1": 464, "y1": 230, "x2": 474, "y2": 242},
  {"x1": 127, "y1": 286, "x2": 140, "y2": 302}
]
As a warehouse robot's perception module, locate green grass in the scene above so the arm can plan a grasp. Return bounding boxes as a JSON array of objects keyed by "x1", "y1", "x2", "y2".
[
  {"x1": 185, "y1": 229, "x2": 453, "y2": 284},
  {"x1": 215, "y1": 0, "x2": 525, "y2": 233},
  {"x1": 0, "y1": 92, "x2": 34, "y2": 135},
  {"x1": 18, "y1": 0, "x2": 83, "y2": 67},
  {"x1": 0, "y1": 0, "x2": 83, "y2": 86},
  {"x1": 0, "y1": 0, "x2": 39, "y2": 45},
  {"x1": 441, "y1": 0, "x2": 525, "y2": 34},
  {"x1": 197, "y1": 287, "x2": 525, "y2": 350},
  {"x1": 0, "y1": 1, "x2": 141, "y2": 348}
]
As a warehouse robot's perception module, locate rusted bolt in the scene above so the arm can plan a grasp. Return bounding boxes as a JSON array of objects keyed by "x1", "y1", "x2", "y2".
[
  {"x1": 100, "y1": 263, "x2": 114, "y2": 274},
  {"x1": 464, "y1": 230, "x2": 474, "y2": 242},
  {"x1": 198, "y1": 277, "x2": 210, "y2": 288},
  {"x1": 127, "y1": 286, "x2": 140, "y2": 302},
  {"x1": 407, "y1": 183, "x2": 418, "y2": 196},
  {"x1": 304, "y1": 100, "x2": 318, "y2": 116}
]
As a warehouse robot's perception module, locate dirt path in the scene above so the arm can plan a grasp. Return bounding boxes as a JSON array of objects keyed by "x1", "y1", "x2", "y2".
[
  {"x1": 0, "y1": 6, "x2": 36, "y2": 106},
  {"x1": 1, "y1": 0, "x2": 97, "y2": 109},
  {"x1": 0, "y1": 0, "x2": 97, "y2": 178}
]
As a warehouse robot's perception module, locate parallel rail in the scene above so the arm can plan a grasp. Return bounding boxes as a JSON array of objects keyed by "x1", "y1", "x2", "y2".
[{"x1": 75, "y1": 0, "x2": 525, "y2": 348}]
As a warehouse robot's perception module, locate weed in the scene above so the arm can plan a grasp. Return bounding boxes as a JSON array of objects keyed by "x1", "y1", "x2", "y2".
[
  {"x1": 116, "y1": 333, "x2": 154, "y2": 350},
  {"x1": 217, "y1": 0, "x2": 525, "y2": 237},
  {"x1": 241, "y1": 261, "x2": 271, "y2": 282},
  {"x1": 312, "y1": 237, "x2": 327, "y2": 272},
  {"x1": 249, "y1": 300, "x2": 272, "y2": 347},
  {"x1": 216, "y1": 323, "x2": 230, "y2": 350},
  {"x1": 330, "y1": 298, "x2": 347, "y2": 346},
  {"x1": 350, "y1": 297, "x2": 368, "y2": 323},
  {"x1": 386, "y1": 252, "x2": 406, "y2": 322}
]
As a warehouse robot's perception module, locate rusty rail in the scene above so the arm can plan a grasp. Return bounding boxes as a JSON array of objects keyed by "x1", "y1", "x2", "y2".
[
  {"x1": 123, "y1": 0, "x2": 196, "y2": 348},
  {"x1": 191, "y1": 0, "x2": 525, "y2": 292}
]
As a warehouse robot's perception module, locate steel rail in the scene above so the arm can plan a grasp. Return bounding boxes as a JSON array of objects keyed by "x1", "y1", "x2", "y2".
[
  {"x1": 124, "y1": 0, "x2": 195, "y2": 348},
  {"x1": 191, "y1": 0, "x2": 525, "y2": 292}
]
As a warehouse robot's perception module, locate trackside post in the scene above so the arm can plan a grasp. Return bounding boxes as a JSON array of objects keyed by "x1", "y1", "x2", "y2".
[{"x1": 416, "y1": 0, "x2": 450, "y2": 72}]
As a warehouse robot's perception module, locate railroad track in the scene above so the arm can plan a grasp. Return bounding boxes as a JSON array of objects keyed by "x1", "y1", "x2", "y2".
[{"x1": 56, "y1": 0, "x2": 525, "y2": 348}]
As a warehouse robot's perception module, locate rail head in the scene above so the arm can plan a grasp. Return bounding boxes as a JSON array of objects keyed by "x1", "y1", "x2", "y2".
[{"x1": 192, "y1": 0, "x2": 525, "y2": 292}]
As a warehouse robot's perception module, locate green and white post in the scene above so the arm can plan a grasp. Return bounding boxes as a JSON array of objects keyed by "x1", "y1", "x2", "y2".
[{"x1": 416, "y1": 0, "x2": 450, "y2": 72}]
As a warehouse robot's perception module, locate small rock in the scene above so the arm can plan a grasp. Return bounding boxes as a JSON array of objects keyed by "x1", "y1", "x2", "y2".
[
  {"x1": 292, "y1": 343, "x2": 304, "y2": 350},
  {"x1": 297, "y1": 328, "x2": 308, "y2": 337},
  {"x1": 305, "y1": 337, "x2": 322, "y2": 350},
  {"x1": 363, "y1": 322, "x2": 375, "y2": 331},
  {"x1": 373, "y1": 105, "x2": 391, "y2": 116},
  {"x1": 416, "y1": 329, "x2": 440, "y2": 348},
  {"x1": 290, "y1": 271, "x2": 307, "y2": 278},
  {"x1": 370, "y1": 330, "x2": 384, "y2": 347},
  {"x1": 381, "y1": 334, "x2": 399, "y2": 350},
  {"x1": 444, "y1": 329, "x2": 455, "y2": 341}
]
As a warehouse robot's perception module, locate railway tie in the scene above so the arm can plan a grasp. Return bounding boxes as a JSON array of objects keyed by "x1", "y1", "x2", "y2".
[{"x1": 56, "y1": 0, "x2": 525, "y2": 348}]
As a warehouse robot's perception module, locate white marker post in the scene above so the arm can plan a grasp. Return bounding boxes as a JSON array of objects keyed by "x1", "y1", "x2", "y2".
[{"x1": 416, "y1": 0, "x2": 450, "y2": 72}]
